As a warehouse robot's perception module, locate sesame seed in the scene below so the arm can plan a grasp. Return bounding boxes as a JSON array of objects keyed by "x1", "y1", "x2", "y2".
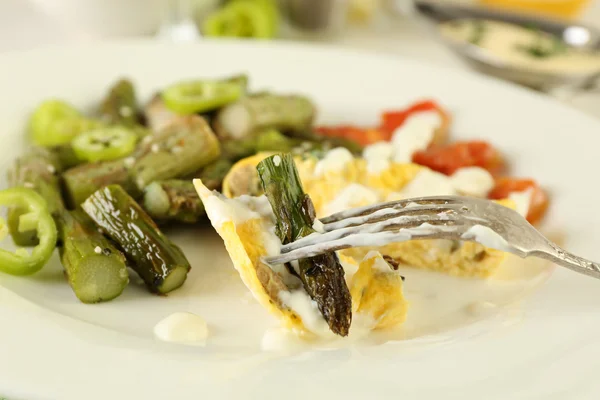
[
  {"x1": 94, "y1": 246, "x2": 102, "y2": 254},
  {"x1": 273, "y1": 155, "x2": 281, "y2": 166},
  {"x1": 151, "y1": 144, "x2": 160, "y2": 153},
  {"x1": 171, "y1": 146, "x2": 183, "y2": 154},
  {"x1": 46, "y1": 164, "x2": 56, "y2": 174},
  {"x1": 142, "y1": 135, "x2": 153, "y2": 145},
  {"x1": 23, "y1": 182, "x2": 34, "y2": 189}
]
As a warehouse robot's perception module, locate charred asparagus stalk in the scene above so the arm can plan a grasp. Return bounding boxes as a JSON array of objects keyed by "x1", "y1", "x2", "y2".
[
  {"x1": 132, "y1": 115, "x2": 220, "y2": 190},
  {"x1": 50, "y1": 144, "x2": 83, "y2": 169},
  {"x1": 8, "y1": 148, "x2": 129, "y2": 303},
  {"x1": 143, "y1": 180, "x2": 205, "y2": 223},
  {"x1": 257, "y1": 153, "x2": 352, "y2": 336},
  {"x1": 7, "y1": 147, "x2": 64, "y2": 246},
  {"x1": 63, "y1": 159, "x2": 137, "y2": 208},
  {"x1": 222, "y1": 129, "x2": 297, "y2": 161},
  {"x1": 100, "y1": 78, "x2": 141, "y2": 127},
  {"x1": 82, "y1": 185, "x2": 191, "y2": 294},
  {"x1": 58, "y1": 210, "x2": 129, "y2": 303},
  {"x1": 214, "y1": 94, "x2": 316, "y2": 140},
  {"x1": 63, "y1": 115, "x2": 220, "y2": 207},
  {"x1": 196, "y1": 158, "x2": 234, "y2": 191}
]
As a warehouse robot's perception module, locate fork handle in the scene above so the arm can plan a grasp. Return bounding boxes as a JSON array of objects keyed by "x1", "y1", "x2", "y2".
[{"x1": 536, "y1": 247, "x2": 600, "y2": 279}]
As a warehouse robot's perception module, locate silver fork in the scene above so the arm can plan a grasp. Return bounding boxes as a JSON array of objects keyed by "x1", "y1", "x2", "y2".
[{"x1": 262, "y1": 196, "x2": 600, "y2": 279}]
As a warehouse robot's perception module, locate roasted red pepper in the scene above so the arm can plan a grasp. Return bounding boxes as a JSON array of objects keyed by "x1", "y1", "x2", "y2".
[
  {"x1": 488, "y1": 178, "x2": 548, "y2": 225},
  {"x1": 412, "y1": 140, "x2": 504, "y2": 176},
  {"x1": 380, "y1": 99, "x2": 450, "y2": 144},
  {"x1": 315, "y1": 126, "x2": 387, "y2": 146}
]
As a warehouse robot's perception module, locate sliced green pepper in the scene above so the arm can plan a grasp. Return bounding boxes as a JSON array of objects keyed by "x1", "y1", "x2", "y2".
[
  {"x1": 72, "y1": 126, "x2": 138, "y2": 162},
  {"x1": 162, "y1": 80, "x2": 244, "y2": 114},
  {"x1": 204, "y1": 0, "x2": 277, "y2": 39},
  {"x1": 0, "y1": 188, "x2": 57, "y2": 276},
  {"x1": 29, "y1": 100, "x2": 99, "y2": 147}
]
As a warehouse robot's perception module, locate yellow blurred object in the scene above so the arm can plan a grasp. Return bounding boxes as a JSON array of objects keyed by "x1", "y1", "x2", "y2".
[
  {"x1": 348, "y1": 0, "x2": 382, "y2": 23},
  {"x1": 478, "y1": 0, "x2": 590, "y2": 19}
]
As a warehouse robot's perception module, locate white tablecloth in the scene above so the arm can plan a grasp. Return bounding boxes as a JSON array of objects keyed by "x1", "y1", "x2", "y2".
[{"x1": 2, "y1": 0, "x2": 600, "y2": 117}]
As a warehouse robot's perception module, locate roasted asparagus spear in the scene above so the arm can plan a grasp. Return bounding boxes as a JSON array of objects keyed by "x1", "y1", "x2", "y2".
[
  {"x1": 63, "y1": 159, "x2": 137, "y2": 208},
  {"x1": 257, "y1": 153, "x2": 352, "y2": 336},
  {"x1": 8, "y1": 148, "x2": 129, "y2": 303},
  {"x1": 63, "y1": 115, "x2": 220, "y2": 207},
  {"x1": 131, "y1": 115, "x2": 220, "y2": 190},
  {"x1": 143, "y1": 180, "x2": 205, "y2": 224},
  {"x1": 214, "y1": 94, "x2": 316, "y2": 139},
  {"x1": 195, "y1": 158, "x2": 234, "y2": 191},
  {"x1": 58, "y1": 210, "x2": 129, "y2": 303},
  {"x1": 7, "y1": 147, "x2": 64, "y2": 246},
  {"x1": 82, "y1": 185, "x2": 191, "y2": 294},
  {"x1": 50, "y1": 144, "x2": 83, "y2": 169},
  {"x1": 100, "y1": 78, "x2": 141, "y2": 127}
]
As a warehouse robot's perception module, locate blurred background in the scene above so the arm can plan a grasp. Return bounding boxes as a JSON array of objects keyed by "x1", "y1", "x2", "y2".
[{"x1": 1, "y1": 0, "x2": 600, "y2": 114}]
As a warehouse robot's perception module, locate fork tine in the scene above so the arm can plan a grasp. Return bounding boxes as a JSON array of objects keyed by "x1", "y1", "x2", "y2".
[
  {"x1": 322, "y1": 203, "x2": 472, "y2": 231},
  {"x1": 284, "y1": 213, "x2": 463, "y2": 253},
  {"x1": 319, "y1": 196, "x2": 463, "y2": 224},
  {"x1": 264, "y1": 221, "x2": 471, "y2": 265}
]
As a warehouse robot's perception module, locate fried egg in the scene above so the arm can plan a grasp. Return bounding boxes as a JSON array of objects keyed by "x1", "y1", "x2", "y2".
[
  {"x1": 223, "y1": 149, "x2": 517, "y2": 278},
  {"x1": 194, "y1": 180, "x2": 407, "y2": 338}
]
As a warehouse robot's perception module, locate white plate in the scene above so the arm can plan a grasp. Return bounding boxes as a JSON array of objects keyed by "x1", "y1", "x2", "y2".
[{"x1": 1, "y1": 40, "x2": 600, "y2": 400}]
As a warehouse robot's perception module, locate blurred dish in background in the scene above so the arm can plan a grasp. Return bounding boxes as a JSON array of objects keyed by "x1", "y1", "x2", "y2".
[
  {"x1": 440, "y1": 19, "x2": 600, "y2": 75},
  {"x1": 29, "y1": 0, "x2": 170, "y2": 38},
  {"x1": 414, "y1": 0, "x2": 600, "y2": 89},
  {"x1": 478, "y1": 0, "x2": 591, "y2": 19}
]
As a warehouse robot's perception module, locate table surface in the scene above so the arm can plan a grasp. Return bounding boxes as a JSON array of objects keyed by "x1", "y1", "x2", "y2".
[{"x1": 2, "y1": 0, "x2": 599, "y2": 117}]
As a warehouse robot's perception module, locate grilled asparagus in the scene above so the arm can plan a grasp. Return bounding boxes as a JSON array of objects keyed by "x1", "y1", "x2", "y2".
[
  {"x1": 143, "y1": 180, "x2": 205, "y2": 223},
  {"x1": 214, "y1": 94, "x2": 316, "y2": 139},
  {"x1": 82, "y1": 185, "x2": 191, "y2": 294},
  {"x1": 63, "y1": 115, "x2": 220, "y2": 207},
  {"x1": 8, "y1": 147, "x2": 129, "y2": 303},
  {"x1": 257, "y1": 153, "x2": 352, "y2": 336},
  {"x1": 100, "y1": 78, "x2": 141, "y2": 127}
]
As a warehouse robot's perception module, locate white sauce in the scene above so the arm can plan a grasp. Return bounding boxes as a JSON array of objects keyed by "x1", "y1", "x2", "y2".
[
  {"x1": 323, "y1": 183, "x2": 380, "y2": 216},
  {"x1": 440, "y1": 19, "x2": 600, "y2": 75},
  {"x1": 360, "y1": 110, "x2": 442, "y2": 173},
  {"x1": 461, "y1": 225, "x2": 512, "y2": 252},
  {"x1": 391, "y1": 111, "x2": 441, "y2": 163},
  {"x1": 363, "y1": 142, "x2": 394, "y2": 174},
  {"x1": 195, "y1": 181, "x2": 275, "y2": 227},
  {"x1": 312, "y1": 218, "x2": 325, "y2": 233},
  {"x1": 395, "y1": 169, "x2": 456, "y2": 199},
  {"x1": 508, "y1": 189, "x2": 533, "y2": 218},
  {"x1": 314, "y1": 147, "x2": 354, "y2": 177},
  {"x1": 450, "y1": 167, "x2": 495, "y2": 197},
  {"x1": 279, "y1": 290, "x2": 335, "y2": 338},
  {"x1": 364, "y1": 250, "x2": 393, "y2": 273},
  {"x1": 154, "y1": 312, "x2": 209, "y2": 346}
]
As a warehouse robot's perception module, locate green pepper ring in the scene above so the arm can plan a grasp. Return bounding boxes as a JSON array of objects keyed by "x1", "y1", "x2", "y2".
[
  {"x1": 72, "y1": 126, "x2": 138, "y2": 163},
  {"x1": 0, "y1": 187, "x2": 57, "y2": 276},
  {"x1": 162, "y1": 80, "x2": 244, "y2": 114}
]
